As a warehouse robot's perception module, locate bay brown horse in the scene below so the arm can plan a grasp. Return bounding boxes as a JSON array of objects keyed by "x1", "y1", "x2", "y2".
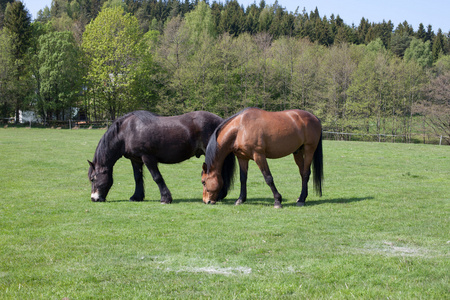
[
  {"x1": 88, "y1": 110, "x2": 223, "y2": 203},
  {"x1": 201, "y1": 107, "x2": 323, "y2": 208}
]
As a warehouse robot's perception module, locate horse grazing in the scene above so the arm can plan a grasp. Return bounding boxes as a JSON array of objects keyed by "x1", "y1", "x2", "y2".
[
  {"x1": 88, "y1": 110, "x2": 223, "y2": 203},
  {"x1": 201, "y1": 107, "x2": 323, "y2": 208}
]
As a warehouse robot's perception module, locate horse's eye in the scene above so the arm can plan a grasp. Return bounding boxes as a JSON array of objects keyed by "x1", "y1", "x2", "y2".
[{"x1": 201, "y1": 180, "x2": 205, "y2": 186}]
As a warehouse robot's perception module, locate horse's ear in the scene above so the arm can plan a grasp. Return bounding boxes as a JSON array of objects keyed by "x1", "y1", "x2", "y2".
[
  {"x1": 202, "y1": 162, "x2": 207, "y2": 173},
  {"x1": 88, "y1": 160, "x2": 95, "y2": 169}
]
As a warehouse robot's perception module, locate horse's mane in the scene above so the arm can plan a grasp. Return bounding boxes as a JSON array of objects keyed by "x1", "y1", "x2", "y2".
[
  {"x1": 94, "y1": 111, "x2": 158, "y2": 166},
  {"x1": 205, "y1": 108, "x2": 252, "y2": 199}
]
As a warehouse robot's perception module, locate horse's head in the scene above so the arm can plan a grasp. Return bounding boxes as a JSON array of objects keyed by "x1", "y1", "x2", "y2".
[
  {"x1": 88, "y1": 160, "x2": 113, "y2": 202},
  {"x1": 201, "y1": 163, "x2": 224, "y2": 204}
]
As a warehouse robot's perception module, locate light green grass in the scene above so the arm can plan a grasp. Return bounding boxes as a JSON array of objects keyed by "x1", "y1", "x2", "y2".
[{"x1": 0, "y1": 128, "x2": 449, "y2": 299}]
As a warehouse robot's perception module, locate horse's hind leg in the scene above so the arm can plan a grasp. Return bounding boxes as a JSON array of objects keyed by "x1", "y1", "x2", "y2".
[
  {"x1": 130, "y1": 160, "x2": 145, "y2": 201},
  {"x1": 254, "y1": 154, "x2": 282, "y2": 208},
  {"x1": 294, "y1": 145, "x2": 314, "y2": 206},
  {"x1": 142, "y1": 156, "x2": 173, "y2": 204},
  {"x1": 235, "y1": 158, "x2": 249, "y2": 205}
]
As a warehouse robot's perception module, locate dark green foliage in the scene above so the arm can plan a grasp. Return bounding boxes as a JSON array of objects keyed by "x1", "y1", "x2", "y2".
[
  {"x1": 0, "y1": 0, "x2": 448, "y2": 142},
  {"x1": 3, "y1": 1, "x2": 31, "y2": 61},
  {"x1": 391, "y1": 33, "x2": 412, "y2": 58},
  {"x1": 432, "y1": 29, "x2": 445, "y2": 61},
  {"x1": 2, "y1": 0, "x2": 32, "y2": 122}
]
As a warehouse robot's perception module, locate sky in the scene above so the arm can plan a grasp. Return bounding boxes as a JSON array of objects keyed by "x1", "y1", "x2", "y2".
[{"x1": 22, "y1": 0, "x2": 450, "y2": 32}]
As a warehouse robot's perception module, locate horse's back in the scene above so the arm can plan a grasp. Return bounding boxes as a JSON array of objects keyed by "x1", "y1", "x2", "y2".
[
  {"x1": 233, "y1": 108, "x2": 321, "y2": 159},
  {"x1": 121, "y1": 111, "x2": 222, "y2": 163}
]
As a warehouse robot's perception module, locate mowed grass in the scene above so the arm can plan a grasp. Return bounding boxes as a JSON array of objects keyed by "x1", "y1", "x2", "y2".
[{"x1": 0, "y1": 128, "x2": 448, "y2": 299}]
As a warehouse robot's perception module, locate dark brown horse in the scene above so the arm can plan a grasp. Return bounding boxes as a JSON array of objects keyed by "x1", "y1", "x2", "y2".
[
  {"x1": 201, "y1": 107, "x2": 323, "y2": 208},
  {"x1": 88, "y1": 110, "x2": 223, "y2": 203}
]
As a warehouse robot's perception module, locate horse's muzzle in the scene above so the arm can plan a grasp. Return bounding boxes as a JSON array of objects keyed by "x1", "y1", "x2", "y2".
[{"x1": 91, "y1": 192, "x2": 106, "y2": 202}]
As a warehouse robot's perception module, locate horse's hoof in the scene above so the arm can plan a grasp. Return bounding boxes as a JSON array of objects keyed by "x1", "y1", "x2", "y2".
[
  {"x1": 296, "y1": 201, "x2": 305, "y2": 207},
  {"x1": 130, "y1": 197, "x2": 143, "y2": 202},
  {"x1": 235, "y1": 199, "x2": 244, "y2": 205},
  {"x1": 159, "y1": 194, "x2": 173, "y2": 204},
  {"x1": 274, "y1": 201, "x2": 282, "y2": 209}
]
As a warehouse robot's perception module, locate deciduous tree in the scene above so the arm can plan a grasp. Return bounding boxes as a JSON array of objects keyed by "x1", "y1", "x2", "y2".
[
  {"x1": 37, "y1": 31, "x2": 83, "y2": 122},
  {"x1": 82, "y1": 6, "x2": 142, "y2": 119}
]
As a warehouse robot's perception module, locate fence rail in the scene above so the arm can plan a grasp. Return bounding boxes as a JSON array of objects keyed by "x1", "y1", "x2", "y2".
[{"x1": 323, "y1": 130, "x2": 449, "y2": 145}]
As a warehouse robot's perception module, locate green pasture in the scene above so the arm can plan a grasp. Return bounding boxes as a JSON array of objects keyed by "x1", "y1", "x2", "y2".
[{"x1": 0, "y1": 128, "x2": 449, "y2": 299}]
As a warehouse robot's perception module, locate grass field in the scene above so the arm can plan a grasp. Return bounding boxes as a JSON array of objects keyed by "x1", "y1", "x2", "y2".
[{"x1": 0, "y1": 128, "x2": 449, "y2": 299}]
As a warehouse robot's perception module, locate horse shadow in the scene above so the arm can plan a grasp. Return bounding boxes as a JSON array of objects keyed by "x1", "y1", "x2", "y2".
[
  {"x1": 105, "y1": 198, "x2": 202, "y2": 204},
  {"x1": 102, "y1": 197, "x2": 373, "y2": 206},
  {"x1": 219, "y1": 196, "x2": 374, "y2": 207}
]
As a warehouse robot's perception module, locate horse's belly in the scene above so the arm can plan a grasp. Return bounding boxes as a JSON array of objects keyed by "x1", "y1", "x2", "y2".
[
  {"x1": 265, "y1": 142, "x2": 300, "y2": 159},
  {"x1": 155, "y1": 143, "x2": 195, "y2": 163}
]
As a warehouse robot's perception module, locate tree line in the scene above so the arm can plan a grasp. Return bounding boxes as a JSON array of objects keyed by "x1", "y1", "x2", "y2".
[{"x1": 0, "y1": 0, "x2": 449, "y2": 143}]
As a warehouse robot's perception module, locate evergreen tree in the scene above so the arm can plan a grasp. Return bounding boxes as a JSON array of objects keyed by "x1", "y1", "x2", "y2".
[
  {"x1": 3, "y1": 0, "x2": 32, "y2": 122},
  {"x1": 244, "y1": 4, "x2": 260, "y2": 34},
  {"x1": 218, "y1": 0, "x2": 244, "y2": 36},
  {"x1": 356, "y1": 17, "x2": 370, "y2": 44},
  {"x1": 4, "y1": 1, "x2": 31, "y2": 62},
  {"x1": 394, "y1": 21, "x2": 413, "y2": 36},
  {"x1": 425, "y1": 25, "x2": 434, "y2": 43},
  {"x1": 432, "y1": 29, "x2": 445, "y2": 61},
  {"x1": 416, "y1": 23, "x2": 426, "y2": 41},
  {"x1": 0, "y1": 28, "x2": 14, "y2": 117},
  {"x1": 0, "y1": 0, "x2": 14, "y2": 28},
  {"x1": 390, "y1": 33, "x2": 411, "y2": 58}
]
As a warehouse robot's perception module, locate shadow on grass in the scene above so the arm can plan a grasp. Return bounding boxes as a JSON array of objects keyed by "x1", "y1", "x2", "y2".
[
  {"x1": 215, "y1": 196, "x2": 374, "y2": 207},
  {"x1": 104, "y1": 198, "x2": 202, "y2": 204},
  {"x1": 102, "y1": 197, "x2": 374, "y2": 207},
  {"x1": 300, "y1": 196, "x2": 374, "y2": 207}
]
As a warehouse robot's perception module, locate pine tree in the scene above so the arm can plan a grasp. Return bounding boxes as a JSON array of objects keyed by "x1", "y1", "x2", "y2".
[
  {"x1": 357, "y1": 18, "x2": 370, "y2": 44},
  {"x1": 4, "y1": 1, "x2": 31, "y2": 61},
  {"x1": 425, "y1": 25, "x2": 434, "y2": 43},
  {"x1": 218, "y1": 0, "x2": 244, "y2": 36},
  {"x1": 416, "y1": 23, "x2": 426, "y2": 41},
  {"x1": 3, "y1": 0, "x2": 32, "y2": 122},
  {"x1": 432, "y1": 29, "x2": 445, "y2": 61}
]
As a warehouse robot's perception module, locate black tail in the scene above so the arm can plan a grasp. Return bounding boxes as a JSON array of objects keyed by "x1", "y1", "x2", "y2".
[{"x1": 312, "y1": 132, "x2": 324, "y2": 196}]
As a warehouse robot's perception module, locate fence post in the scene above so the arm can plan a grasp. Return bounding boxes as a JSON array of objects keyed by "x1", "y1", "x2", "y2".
[{"x1": 439, "y1": 135, "x2": 442, "y2": 146}]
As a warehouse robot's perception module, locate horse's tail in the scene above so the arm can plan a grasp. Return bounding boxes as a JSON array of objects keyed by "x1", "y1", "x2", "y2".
[{"x1": 312, "y1": 132, "x2": 324, "y2": 196}]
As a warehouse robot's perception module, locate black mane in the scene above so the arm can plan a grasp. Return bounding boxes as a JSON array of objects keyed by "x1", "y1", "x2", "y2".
[{"x1": 94, "y1": 111, "x2": 158, "y2": 167}]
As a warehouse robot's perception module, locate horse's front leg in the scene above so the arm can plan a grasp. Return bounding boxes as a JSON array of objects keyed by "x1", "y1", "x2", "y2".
[
  {"x1": 130, "y1": 160, "x2": 145, "y2": 201},
  {"x1": 142, "y1": 156, "x2": 172, "y2": 204},
  {"x1": 254, "y1": 154, "x2": 282, "y2": 208},
  {"x1": 235, "y1": 158, "x2": 249, "y2": 205}
]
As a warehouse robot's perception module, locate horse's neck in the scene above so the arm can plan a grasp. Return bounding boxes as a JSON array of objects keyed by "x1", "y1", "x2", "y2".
[
  {"x1": 95, "y1": 138, "x2": 123, "y2": 169},
  {"x1": 214, "y1": 128, "x2": 237, "y2": 170}
]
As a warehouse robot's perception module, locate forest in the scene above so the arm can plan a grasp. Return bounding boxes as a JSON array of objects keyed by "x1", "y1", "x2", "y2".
[{"x1": 0, "y1": 0, "x2": 449, "y2": 143}]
